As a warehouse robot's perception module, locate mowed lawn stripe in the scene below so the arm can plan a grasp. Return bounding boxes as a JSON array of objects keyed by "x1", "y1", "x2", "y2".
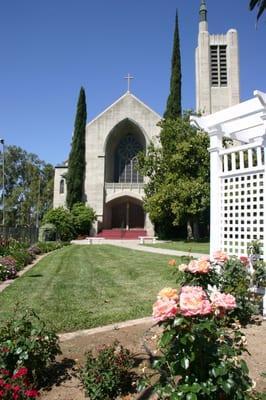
[{"x1": 0, "y1": 245, "x2": 179, "y2": 332}]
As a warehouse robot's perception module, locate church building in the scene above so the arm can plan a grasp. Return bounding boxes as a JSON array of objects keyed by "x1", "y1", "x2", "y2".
[
  {"x1": 53, "y1": 89, "x2": 160, "y2": 237},
  {"x1": 53, "y1": 1, "x2": 240, "y2": 238}
]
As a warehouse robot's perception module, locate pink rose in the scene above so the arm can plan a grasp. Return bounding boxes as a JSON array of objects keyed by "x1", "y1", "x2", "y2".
[
  {"x1": 198, "y1": 255, "x2": 210, "y2": 262},
  {"x1": 210, "y1": 291, "x2": 236, "y2": 310},
  {"x1": 179, "y1": 286, "x2": 212, "y2": 317},
  {"x1": 213, "y1": 251, "x2": 229, "y2": 263},
  {"x1": 152, "y1": 298, "x2": 178, "y2": 322},
  {"x1": 239, "y1": 256, "x2": 249, "y2": 267},
  {"x1": 187, "y1": 259, "x2": 210, "y2": 274}
]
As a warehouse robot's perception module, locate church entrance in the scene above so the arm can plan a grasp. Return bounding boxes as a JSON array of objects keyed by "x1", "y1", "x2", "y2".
[{"x1": 104, "y1": 196, "x2": 145, "y2": 230}]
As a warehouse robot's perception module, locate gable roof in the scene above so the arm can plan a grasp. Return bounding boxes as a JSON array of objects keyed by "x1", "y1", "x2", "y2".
[{"x1": 87, "y1": 91, "x2": 161, "y2": 127}]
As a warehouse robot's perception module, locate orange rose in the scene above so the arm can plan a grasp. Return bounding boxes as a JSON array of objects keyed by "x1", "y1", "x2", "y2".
[
  {"x1": 168, "y1": 259, "x2": 177, "y2": 266},
  {"x1": 158, "y1": 287, "x2": 179, "y2": 301}
]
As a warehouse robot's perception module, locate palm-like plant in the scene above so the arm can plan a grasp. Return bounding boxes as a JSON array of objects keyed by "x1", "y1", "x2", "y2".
[{"x1": 249, "y1": 0, "x2": 266, "y2": 21}]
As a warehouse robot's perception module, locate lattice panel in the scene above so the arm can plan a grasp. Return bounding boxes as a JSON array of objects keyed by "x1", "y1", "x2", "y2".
[{"x1": 221, "y1": 172, "x2": 264, "y2": 256}]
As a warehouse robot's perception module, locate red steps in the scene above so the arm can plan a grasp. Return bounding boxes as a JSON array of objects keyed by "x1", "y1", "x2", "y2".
[{"x1": 97, "y1": 229, "x2": 147, "y2": 240}]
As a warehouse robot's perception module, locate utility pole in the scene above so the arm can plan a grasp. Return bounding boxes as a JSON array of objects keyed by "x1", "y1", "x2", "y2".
[{"x1": 0, "y1": 139, "x2": 5, "y2": 226}]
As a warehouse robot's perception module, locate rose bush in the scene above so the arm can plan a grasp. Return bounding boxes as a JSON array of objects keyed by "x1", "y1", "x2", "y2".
[
  {"x1": 143, "y1": 252, "x2": 262, "y2": 399},
  {"x1": 0, "y1": 308, "x2": 61, "y2": 386},
  {"x1": 0, "y1": 367, "x2": 39, "y2": 399}
]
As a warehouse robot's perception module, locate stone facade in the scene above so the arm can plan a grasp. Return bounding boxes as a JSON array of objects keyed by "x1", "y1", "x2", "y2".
[
  {"x1": 195, "y1": 1, "x2": 240, "y2": 115},
  {"x1": 53, "y1": 92, "x2": 161, "y2": 235}
]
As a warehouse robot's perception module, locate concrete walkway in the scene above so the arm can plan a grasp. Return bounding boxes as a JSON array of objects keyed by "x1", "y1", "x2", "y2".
[{"x1": 71, "y1": 238, "x2": 207, "y2": 259}]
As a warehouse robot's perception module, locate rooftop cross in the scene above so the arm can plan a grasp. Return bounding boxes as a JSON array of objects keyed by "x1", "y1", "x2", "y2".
[{"x1": 124, "y1": 73, "x2": 134, "y2": 92}]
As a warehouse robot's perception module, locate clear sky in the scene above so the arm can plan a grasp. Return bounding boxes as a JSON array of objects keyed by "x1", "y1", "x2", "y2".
[{"x1": 0, "y1": 0, "x2": 265, "y2": 166}]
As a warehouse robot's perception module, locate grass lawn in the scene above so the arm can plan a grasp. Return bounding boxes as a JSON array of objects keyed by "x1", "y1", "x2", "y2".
[
  {"x1": 143, "y1": 240, "x2": 210, "y2": 254},
  {"x1": 0, "y1": 245, "x2": 180, "y2": 333}
]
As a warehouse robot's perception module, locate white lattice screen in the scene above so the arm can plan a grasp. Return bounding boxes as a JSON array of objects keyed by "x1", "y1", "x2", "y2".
[
  {"x1": 191, "y1": 90, "x2": 266, "y2": 260},
  {"x1": 221, "y1": 171, "x2": 264, "y2": 256}
]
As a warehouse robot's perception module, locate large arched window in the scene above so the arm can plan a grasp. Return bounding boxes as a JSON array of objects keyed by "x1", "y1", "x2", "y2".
[
  {"x1": 115, "y1": 134, "x2": 143, "y2": 183},
  {"x1": 59, "y1": 179, "x2": 65, "y2": 194}
]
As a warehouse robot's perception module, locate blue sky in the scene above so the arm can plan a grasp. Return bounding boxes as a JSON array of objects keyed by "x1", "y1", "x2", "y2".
[{"x1": 0, "y1": 0, "x2": 264, "y2": 166}]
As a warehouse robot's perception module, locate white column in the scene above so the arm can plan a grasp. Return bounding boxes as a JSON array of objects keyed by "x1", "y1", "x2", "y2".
[
  {"x1": 209, "y1": 130, "x2": 223, "y2": 256},
  {"x1": 126, "y1": 202, "x2": 129, "y2": 231},
  {"x1": 262, "y1": 132, "x2": 266, "y2": 262}
]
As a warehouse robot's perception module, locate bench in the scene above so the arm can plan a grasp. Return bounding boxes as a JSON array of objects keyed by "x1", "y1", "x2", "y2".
[
  {"x1": 139, "y1": 236, "x2": 158, "y2": 244},
  {"x1": 86, "y1": 237, "x2": 105, "y2": 244}
]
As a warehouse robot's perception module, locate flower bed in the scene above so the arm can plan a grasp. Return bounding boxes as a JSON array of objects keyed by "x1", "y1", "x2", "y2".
[{"x1": 0, "y1": 238, "x2": 70, "y2": 283}]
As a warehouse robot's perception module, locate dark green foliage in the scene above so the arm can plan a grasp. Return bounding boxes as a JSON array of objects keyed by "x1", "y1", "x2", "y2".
[
  {"x1": 36, "y1": 241, "x2": 70, "y2": 253},
  {"x1": 249, "y1": 0, "x2": 266, "y2": 21},
  {"x1": 81, "y1": 341, "x2": 134, "y2": 400},
  {"x1": 164, "y1": 12, "x2": 182, "y2": 119},
  {"x1": 0, "y1": 308, "x2": 61, "y2": 386},
  {"x1": 42, "y1": 204, "x2": 96, "y2": 239},
  {"x1": 151, "y1": 318, "x2": 254, "y2": 399},
  {"x1": 248, "y1": 240, "x2": 266, "y2": 287},
  {"x1": 66, "y1": 87, "x2": 87, "y2": 209},
  {"x1": 42, "y1": 207, "x2": 75, "y2": 241},
  {"x1": 220, "y1": 257, "x2": 257, "y2": 326},
  {"x1": 138, "y1": 118, "x2": 210, "y2": 238},
  {"x1": 71, "y1": 202, "x2": 96, "y2": 235}
]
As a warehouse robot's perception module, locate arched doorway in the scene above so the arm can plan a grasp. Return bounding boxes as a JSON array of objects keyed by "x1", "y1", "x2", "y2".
[{"x1": 104, "y1": 196, "x2": 145, "y2": 230}]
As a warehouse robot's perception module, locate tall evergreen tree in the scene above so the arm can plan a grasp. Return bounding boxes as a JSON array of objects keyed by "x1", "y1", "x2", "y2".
[
  {"x1": 66, "y1": 87, "x2": 87, "y2": 209},
  {"x1": 164, "y1": 11, "x2": 182, "y2": 119}
]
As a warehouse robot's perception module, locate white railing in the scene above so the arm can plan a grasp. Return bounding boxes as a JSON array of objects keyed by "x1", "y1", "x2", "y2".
[
  {"x1": 105, "y1": 182, "x2": 145, "y2": 193},
  {"x1": 220, "y1": 142, "x2": 264, "y2": 176}
]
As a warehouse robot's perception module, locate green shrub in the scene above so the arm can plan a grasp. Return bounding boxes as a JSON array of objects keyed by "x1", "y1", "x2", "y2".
[
  {"x1": 36, "y1": 241, "x2": 70, "y2": 253},
  {"x1": 0, "y1": 308, "x2": 61, "y2": 386},
  {"x1": 253, "y1": 260, "x2": 266, "y2": 287},
  {"x1": 220, "y1": 257, "x2": 257, "y2": 325},
  {"x1": 71, "y1": 202, "x2": 96, "y2": 236},
  {"x1": 81, "y1": 341, "x2": 134, "y2": 400},
  {"x1": 7, "y1": 248, "x2": 34, "y2": 271},
  {"x1": 42, "y1": 207, "x2": 75, "y2": 241},
  {"x1": 38, "y1": 223, "x2": 56, "y2": 242}
]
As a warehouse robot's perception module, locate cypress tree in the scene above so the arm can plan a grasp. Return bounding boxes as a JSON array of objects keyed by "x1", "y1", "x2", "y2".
[
  {"x1": 66, "y1": 87, "x2": 87, "y2": 209},
  {"x1": 164, "y1": 11, "x2": 182, "y2": 119}
]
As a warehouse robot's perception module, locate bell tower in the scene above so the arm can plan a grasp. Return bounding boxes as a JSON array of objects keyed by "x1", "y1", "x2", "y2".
[{"x1": 195, "y1": 0, "x2": 240, "y2": 115}]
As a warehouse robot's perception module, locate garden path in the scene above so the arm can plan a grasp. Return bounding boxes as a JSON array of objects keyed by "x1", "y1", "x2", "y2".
[{"x1": 71, "y1": 239, "x2": 207, "y2": 259}]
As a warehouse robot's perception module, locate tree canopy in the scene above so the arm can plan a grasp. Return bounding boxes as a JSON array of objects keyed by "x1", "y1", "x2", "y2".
[
  {"x1": 0, "y1": 145, "x2": 54, "y2": 226},
  {"x1": 66, "y1": 87, "x2": 87, "y2": 209},
  {"x1": 138, "y1": 117, "x2": 210, "y2": 239}
]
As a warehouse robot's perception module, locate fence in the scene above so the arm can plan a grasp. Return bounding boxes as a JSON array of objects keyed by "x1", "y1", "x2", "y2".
[
  {"x1": 219, "y1": 142, "x2": 265, "y2": 256},
  {"x1": 0, "y1": 226, "x2": 39, "y2": 244}
]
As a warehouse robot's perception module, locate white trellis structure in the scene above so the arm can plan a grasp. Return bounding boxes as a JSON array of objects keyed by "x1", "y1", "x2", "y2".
[{"x1": 191, "y1": 90, "x2": 266, "y2": 259}]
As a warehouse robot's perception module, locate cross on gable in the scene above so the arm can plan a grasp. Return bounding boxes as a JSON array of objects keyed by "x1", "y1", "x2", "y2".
[{"x1": 124, "y1": 73, "x2": 134, "y2": 92}]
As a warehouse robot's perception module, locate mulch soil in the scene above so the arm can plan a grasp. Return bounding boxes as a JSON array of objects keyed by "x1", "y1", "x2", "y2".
[{"x1": 40, "y1": 320, "x2": 266, "y2": 400}]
